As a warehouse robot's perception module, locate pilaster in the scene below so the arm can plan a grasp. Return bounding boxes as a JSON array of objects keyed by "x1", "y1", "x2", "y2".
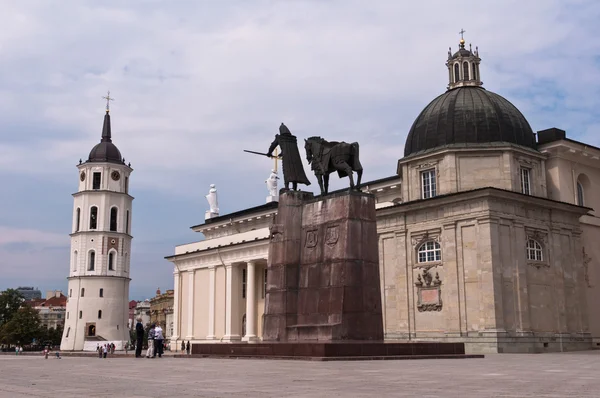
[
  {"x1": 185, "y1": 270, "x2": 194, "y2": 339},
  {"x1": 207, "y1": 266, "x2": 216, "y2": 340}
]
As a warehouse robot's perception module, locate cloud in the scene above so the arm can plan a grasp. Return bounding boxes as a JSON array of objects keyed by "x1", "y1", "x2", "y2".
[
  {"x1": 1, "y1": 0, "x2": 599, "y2": 297},
  {"x1": 0, "y1": 226, "x2": 67, "y2": 247}
]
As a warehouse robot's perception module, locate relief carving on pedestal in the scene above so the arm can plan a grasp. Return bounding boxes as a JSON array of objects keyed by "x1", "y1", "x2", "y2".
[
  {"x1": 305, "y1": 229, "x2": 318, "y2": 248},
  {"x1": 414, "y1": 268, "x2": 443, "y2": 312},
  {"x1": 325, "y1": 224, "x2": 339, "y2": 247}
]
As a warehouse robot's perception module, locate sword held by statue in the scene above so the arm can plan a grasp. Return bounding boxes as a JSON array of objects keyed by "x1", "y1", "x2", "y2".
[{"x1": 243, "y1": 150, "x2": 282, "y2": 159}]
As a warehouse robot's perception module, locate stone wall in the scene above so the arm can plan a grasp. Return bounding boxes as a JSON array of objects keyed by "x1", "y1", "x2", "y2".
[{"x1": 377, "y1": 188, "x2": 591, "y2": 353}]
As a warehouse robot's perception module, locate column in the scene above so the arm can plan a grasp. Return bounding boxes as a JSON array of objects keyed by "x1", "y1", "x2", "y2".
[
  {"x1": 223, "y1": 264, "x2": 241, "y2": 341},
  {"x1": 207, "y1": 266, "x2": 216, "y2": 339},
  {"x1": 243, "y1": 261, "x2": 258, "y2": 341},
  {"x1": 172, "y1": 271, "x2": 180, "y2": 343},
  {"x1": 186, "y1": 270, "x2": 194, "y2": 339}
]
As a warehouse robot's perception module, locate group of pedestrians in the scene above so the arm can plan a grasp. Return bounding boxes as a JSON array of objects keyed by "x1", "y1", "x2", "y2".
[
  {"x1": 134, "y1": 318, "x2": 165, "y2": 358},
  {"x1": 96, "y1": 343, "x2": 115, "y2": 358},
  {"x1": 14, "y1": 345, "x2": 23, "y2": 355},
  {"x1": 181, "y1": 340, "x2": 191, "y2": 355}
]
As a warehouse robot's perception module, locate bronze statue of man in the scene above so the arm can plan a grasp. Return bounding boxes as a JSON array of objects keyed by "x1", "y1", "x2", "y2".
[{"x1": 267, "y1": 123, "x2": 311, "y2": 191}]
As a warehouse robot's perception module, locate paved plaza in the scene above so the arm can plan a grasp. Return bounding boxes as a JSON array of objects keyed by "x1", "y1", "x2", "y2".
[{"x1": 1, "y1": 351, "x2": 599, "y2": 397}]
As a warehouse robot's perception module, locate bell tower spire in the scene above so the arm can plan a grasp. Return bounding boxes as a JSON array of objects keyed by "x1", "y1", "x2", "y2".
[{"x1": 446, "y1": 30, "x2": 482, "y2": 90}]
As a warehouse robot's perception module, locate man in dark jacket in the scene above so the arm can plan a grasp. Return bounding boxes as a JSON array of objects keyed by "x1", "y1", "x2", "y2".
[{"x1": 135, "y1": 318, "x2": 144, "y2": 358}]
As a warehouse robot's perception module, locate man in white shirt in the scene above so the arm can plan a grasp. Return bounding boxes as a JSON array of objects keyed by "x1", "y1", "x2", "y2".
[{"x1": 153, "y1": 324, "x2": 164, "y2": 358}]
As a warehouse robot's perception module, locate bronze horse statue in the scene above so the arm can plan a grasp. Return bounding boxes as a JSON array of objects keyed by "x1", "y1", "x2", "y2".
[{"x1": 304, "y1": 136, "x2": 363, "y2": 195}]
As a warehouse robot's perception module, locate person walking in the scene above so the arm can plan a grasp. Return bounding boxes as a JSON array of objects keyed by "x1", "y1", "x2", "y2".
[
  {"x1": 102, "y1": 344, "x2": 108, "y2": 358},
  {"x1": 145, "y1": 324, "x2": 155, "y2": 358},
  {"x1": 181, "y1": 341, "x2": 185, "y2": 353},
  {"x1": 154, "y1": 324, "x2": 164, "y2": 358},
  {"x1": 135, "y1": 318, "x2": 144, "y2": 358},
  {"x1": 186, "y1": 341, "x2": 190, "y2": 355},
  {"x1": 97, "y1": 344, "x2": 102, "y2": 358}
]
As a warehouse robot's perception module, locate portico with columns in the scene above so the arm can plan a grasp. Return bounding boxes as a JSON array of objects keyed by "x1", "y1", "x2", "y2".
[{"x1": 166, "y1": 201, "x2": 276, "y2": 348}]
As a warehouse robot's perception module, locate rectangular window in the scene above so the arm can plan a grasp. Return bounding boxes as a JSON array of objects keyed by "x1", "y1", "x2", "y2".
[
  {"x1": 242, "y1": 268, "x2": 247, "y2": 299},
  {"x1": 421, "y1": 169, "x2": 437, "y2": 199},
  {"x1": 263, "y1": 269, "x2": 268, "y2": 298},
  {"x1": 93, "y1": 172, "x2": 101, "y2": 190},
  {"x1": 520, "y1": 168, "x2": 531, "y2": 195},
  {"x1": 125, "y1": 176, "x2": 129, "y2": 194},
  {"x1": 126, "y1": 211, "x2": 130, "y2": 234}
]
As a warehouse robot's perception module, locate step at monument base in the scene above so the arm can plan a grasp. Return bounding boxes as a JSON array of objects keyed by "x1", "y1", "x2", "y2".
[{"x1": 187, "y1": 341, "x2": 482, "y2": 360}]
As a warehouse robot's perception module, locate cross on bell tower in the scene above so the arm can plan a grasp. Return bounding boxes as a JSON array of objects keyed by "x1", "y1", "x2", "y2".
[{"x1": 102, "y1": 91, "x2": 114, "y2": 113}]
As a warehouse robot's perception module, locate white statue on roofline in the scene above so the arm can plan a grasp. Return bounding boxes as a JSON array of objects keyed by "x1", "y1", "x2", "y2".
[
  {"x1": 266, "y1": 169, "x2": 279, "y2": 203},
  {"x1": 205, "y1": 184, "x2": 219, "y2": 220}
]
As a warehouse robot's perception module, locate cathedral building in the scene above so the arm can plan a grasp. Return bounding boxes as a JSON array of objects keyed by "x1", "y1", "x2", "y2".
[
  {"x1": 167, "y1": 38, "x2": 600, "y2": 353},
  {"x1": 61, "y1": 104, "x2": 133, "y2": 351}
]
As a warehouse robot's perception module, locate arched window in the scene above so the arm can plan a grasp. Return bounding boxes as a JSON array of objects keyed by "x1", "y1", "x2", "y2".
[
  {"x1": 66, "y1": 327, "x2": 70, "y2": 337},
  {"x1": 99, "y1": 288, "x2": 104, "y2": 297},
  {"x1": 79, "y1": 311, "x2": 82, "y2": 319},
  {"x1": 473, "y1": 63, "x2": 478, "y2": 80},
  {"x1": 110, "y1": 207, "x2": 118, "y2": 232},
  {"x1": 418, "y1": 241, "x2": 441, "y2": 263},
  {"x1": 108, "y1": 252, "x2": 115, "y2": 271},
  {"x1": 67, "y1": 312, "x2": 69, "y2": 319},
  {"x1": 454, "y1": 63, "x2": 460, "y2": 83},
  {"x1": 98, "y1": 310, "x2": 102, "y2": 319},
  {"x1": 89, "y1": 206, "x2": 98, "y2": 229},
  {"x1": 76, "y1": 208, "x2": 81, "y2": 232},
  {"x1": 526, "y1": 239, "x2": 543, "y2": 261},
  {"x1": 463, "y1": 62, "x2": 470, "y2": 81},
  {"x1": 126, "y1": 210, "x2": 130, "y2": 234},
  {"x1": 69, "y1": 289, "x2": 72, "y2": 297},
  {"x1": 81, "y1": 288, "x2": 85, "y2": 297},
  {"x1": 73, "y1": 251, "x2": 78, "y2": 271},
  {"x1": 88, "y1": 251, "x2": 95, "y2": 271},
  {"x1": 577, "y1": 182, "x2": 584, "y2": 206}
]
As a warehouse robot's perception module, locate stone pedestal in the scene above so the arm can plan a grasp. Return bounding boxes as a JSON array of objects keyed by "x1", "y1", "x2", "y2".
[{"x1": 263, "y1": 190, "x2": 383, "y2": 342}]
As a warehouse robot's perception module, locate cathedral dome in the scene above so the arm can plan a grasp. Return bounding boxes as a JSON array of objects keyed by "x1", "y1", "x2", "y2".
[
  {"x1": 403, "y1": 87, "x2": 536, "y2": 157},
  {"x1": 403, "y1": 37, "x2": 536, "y2": 157},
  {"x1": 87, "y1": 111, "x2": 124, "y2": 164}
]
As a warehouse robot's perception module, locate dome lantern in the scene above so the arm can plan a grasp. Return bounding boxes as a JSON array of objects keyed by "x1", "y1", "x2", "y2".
[{"x1": 446, "y1": 30, "x2": 482, "y2": 90}]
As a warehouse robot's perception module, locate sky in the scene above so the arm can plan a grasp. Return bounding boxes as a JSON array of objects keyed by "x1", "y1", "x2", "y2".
[{"x1": 1, "y1": 0, "x2": 599, "y2": 300}]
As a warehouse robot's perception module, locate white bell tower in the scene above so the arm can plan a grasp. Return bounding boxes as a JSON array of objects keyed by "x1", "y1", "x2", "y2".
[{"x1": 61, "y1": 94, "x2": 133, "y2": 351}]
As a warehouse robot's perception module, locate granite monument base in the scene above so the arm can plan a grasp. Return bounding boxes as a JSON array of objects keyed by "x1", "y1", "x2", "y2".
[{"x1": 188, "y1": 341, "x2": 480, "y2": 360}]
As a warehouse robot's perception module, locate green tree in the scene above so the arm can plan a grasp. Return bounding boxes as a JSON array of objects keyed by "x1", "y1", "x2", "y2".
[
  {"x1": 0, "y1": 289, "x2": 24, "y2": 326},
  {"x1": 40, "y1": 325, "x2": 64, "y2": 346},
  {"x1": 0, "y1": 305, "x2": 43, "y2": 346}
]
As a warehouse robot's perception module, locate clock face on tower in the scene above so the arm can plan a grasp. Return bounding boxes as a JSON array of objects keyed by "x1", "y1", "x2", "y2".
[
  {"x1": 80, "y1": 171, "x2": 86, "y2": 181},
  {"x1": 111, "y1": 171, "x2": 121, "y2": 181}
]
